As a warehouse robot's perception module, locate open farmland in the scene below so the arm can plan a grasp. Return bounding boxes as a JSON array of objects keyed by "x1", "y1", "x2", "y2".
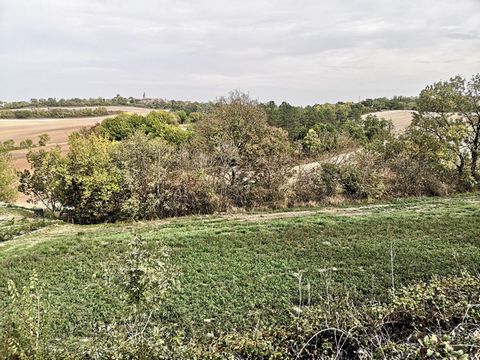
[
  {"x1": 0, "y1": 106, "x2": 153, "y2": 171},
  {"x1": 362, "y1": 110, "x2": 415, "y2": 134}
]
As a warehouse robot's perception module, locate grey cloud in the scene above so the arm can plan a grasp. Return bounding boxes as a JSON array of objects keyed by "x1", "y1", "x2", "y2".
[{"x1": 0, "y1": 0, "x2": 479, "y2": 105}]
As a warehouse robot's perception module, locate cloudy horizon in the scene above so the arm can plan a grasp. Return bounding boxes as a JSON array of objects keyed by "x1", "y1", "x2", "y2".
[{"x1": 0, "y1": 0, "x2": 479, "y2": 105}]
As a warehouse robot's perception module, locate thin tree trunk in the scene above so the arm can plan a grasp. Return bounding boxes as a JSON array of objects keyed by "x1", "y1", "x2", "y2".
[
  {"x1": 471, "y1": 149, "x2": 479, "y2": 180},
  {"x1": 457, "y1": 154, "x2": 465, "y2": 178}
]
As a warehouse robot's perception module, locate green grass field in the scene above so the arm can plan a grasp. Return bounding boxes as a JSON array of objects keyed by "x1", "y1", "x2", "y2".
[{"x1": 0, "y1": 195, "x2": 479, "y2": 345}]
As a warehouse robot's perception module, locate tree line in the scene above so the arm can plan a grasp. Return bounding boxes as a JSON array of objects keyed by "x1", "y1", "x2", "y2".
[
  {"x1": 0, "y1": 75, "x2": 478, "y2": 222},
  {"x1": 0, "y1": 107, "x2": 112, "y2": 119}
]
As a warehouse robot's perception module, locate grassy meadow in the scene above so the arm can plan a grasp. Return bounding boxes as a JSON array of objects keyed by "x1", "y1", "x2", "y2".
[{"x1": 0, "y1": 194, "x2": 479, "y2": 349}]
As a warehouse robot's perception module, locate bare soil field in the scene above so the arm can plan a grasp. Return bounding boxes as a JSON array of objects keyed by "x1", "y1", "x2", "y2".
[
  {"x1": 363, "y1": 110, "x2": 415, "y2": 134},
  {"x1": 1, "y1": 106, "x2": 153, "y2": 205},
  {"x1": 1, "y1": 106, "x2": 153, "y2": 171}
]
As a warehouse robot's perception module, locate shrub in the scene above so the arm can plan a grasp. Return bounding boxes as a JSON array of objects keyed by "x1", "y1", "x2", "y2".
[
  {"x1": 157, "y1": 168, "x2": 221, "y2": 217},
  {"x1": 37, "y1": 134, "x2": 50, "y2": 147},
  {"x1": 388, "y1": 153, "x2": 453, "y2": 197},
  {"x1": 292, "y1": 164, "x2": 340, "y2": 204},
  {"x1": 19, "y1": 147, "x2": 67, "y2": 214},
  {"x1": 187, "y1": 111, "x2": 204, "y2": 123},
  {"x1": 175, "y1": 110, "x2": 188, "y2": 123},
  {"x1": 2, "y1": 140, "x2": 15, "y2": 151},
  {"x1": 193, "y1": 92, "x2": 293, "y2": 209},
  {"x1": 19, "y1": 139, "x2": 33, "y2": 149},
  {"x1": 62, "y1": 134, "x2": 121, "y2": 223},
  {"x1": 338, "y1": 152, "x2": 386, "y2": 200},
  {"x1": 114, "y1": 132, "x2": 220, "y2": 219},
  {"x1": 113, "y1": 132, "x2": 174, "y2": 220},
  {"x1": 1, "y1": 270, "x2": 47, "y2": 359},
  {"x1": 0, "y1": 152, "x2": 17, "y2": 203},
  {"x1": 383, "y1": 136, "x2": 455, "y2": 197},
  {"x1": 195, "y1": 273, "x2": 480, "y2": 359}
]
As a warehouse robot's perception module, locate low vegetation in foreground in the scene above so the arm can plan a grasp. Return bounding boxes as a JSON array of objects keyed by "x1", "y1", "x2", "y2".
[{"x1": 0, "y1": 195, "x2": 479, "y2": 358}]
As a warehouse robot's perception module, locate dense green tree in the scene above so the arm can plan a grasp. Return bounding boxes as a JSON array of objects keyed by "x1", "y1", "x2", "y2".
[
  {"x1": 194, "y1": 92, "x2": 292, "y2": 208},
  {"x1": 63, "y1": 134, "x2": 121, "y2": 223},
  {"x1": 21, "y1": 135, "x2": 124, "y2": 223},
  {"x1": 98, "y1": 111, "x2": 188, "y2": 145},
  {"x1": 410, "y1": 74, "x2": 480, "y2": 186}
]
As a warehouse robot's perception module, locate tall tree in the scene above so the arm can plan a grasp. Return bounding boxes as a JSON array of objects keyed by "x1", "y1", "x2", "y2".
[
  {"x1": 193, "y1": 91, "x2": 292, "y2": 208},
  {"x1": 411, "y1": 74, "x2": 480, "y2": 186}
]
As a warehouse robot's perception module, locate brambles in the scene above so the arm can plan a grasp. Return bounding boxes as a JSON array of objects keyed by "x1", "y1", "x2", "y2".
[{"x1": 199, "y1": 273, "x2": 480, "y2": 359}]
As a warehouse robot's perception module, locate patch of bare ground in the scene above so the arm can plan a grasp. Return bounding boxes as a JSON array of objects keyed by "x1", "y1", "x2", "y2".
[
  {"x1": 463, "y1": 195, "x2": 480, "y2": 204},
  {"x1": 215, "y1": 203, "x2": 394, "y2": 222},
  {"x1": 194, "y1": 195, "x2": 480, "y2": 222},
  {"x1": 1, "y1": 106, "x2": 155, "y2": 171},
  {"x1": 362, "y1": 110, "x2": 415, "y2": 134}
]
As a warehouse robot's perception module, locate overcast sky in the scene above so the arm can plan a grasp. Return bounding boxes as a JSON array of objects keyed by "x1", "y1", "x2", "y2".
[{"x1": 0, "y1": 0, "x2": 479, "y2": 105}]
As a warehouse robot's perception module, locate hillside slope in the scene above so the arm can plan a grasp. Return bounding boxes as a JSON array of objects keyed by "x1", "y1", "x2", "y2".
[{"x1": 0, "y1": 195, "x2": 479, "y2": 351}]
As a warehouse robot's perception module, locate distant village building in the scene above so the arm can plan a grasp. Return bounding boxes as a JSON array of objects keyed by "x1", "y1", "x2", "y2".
[{"x1": 140, "y1": 91, "x2": 156, "y2": 105}]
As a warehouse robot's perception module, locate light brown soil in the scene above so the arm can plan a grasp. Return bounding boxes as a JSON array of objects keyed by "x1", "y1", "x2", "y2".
[
  {"x1": 1, "y1": 106, "x2": 153, "y2": 171},
  {"x1": 1, "y1": 106, "x2": 154, "y2": 205},
  {"x1": 362, "y1": 110, "x2": 415, "y2": 134}
]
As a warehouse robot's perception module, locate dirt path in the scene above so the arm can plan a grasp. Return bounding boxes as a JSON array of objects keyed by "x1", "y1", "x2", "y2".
[
  {"x1": 221, "y1": 204, "x2": 390, "y2": 222},
  {"x1": 2, "y1": 195, "x2": 478, "y2": 253},
  {"x1": 209, "y1": 195, "x2": 480, "y2": 222}
]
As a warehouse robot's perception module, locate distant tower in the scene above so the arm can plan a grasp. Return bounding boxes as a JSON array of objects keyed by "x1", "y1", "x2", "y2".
[{"x1": 143, "y1": 91, "x2": 146, "y2": 100}]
